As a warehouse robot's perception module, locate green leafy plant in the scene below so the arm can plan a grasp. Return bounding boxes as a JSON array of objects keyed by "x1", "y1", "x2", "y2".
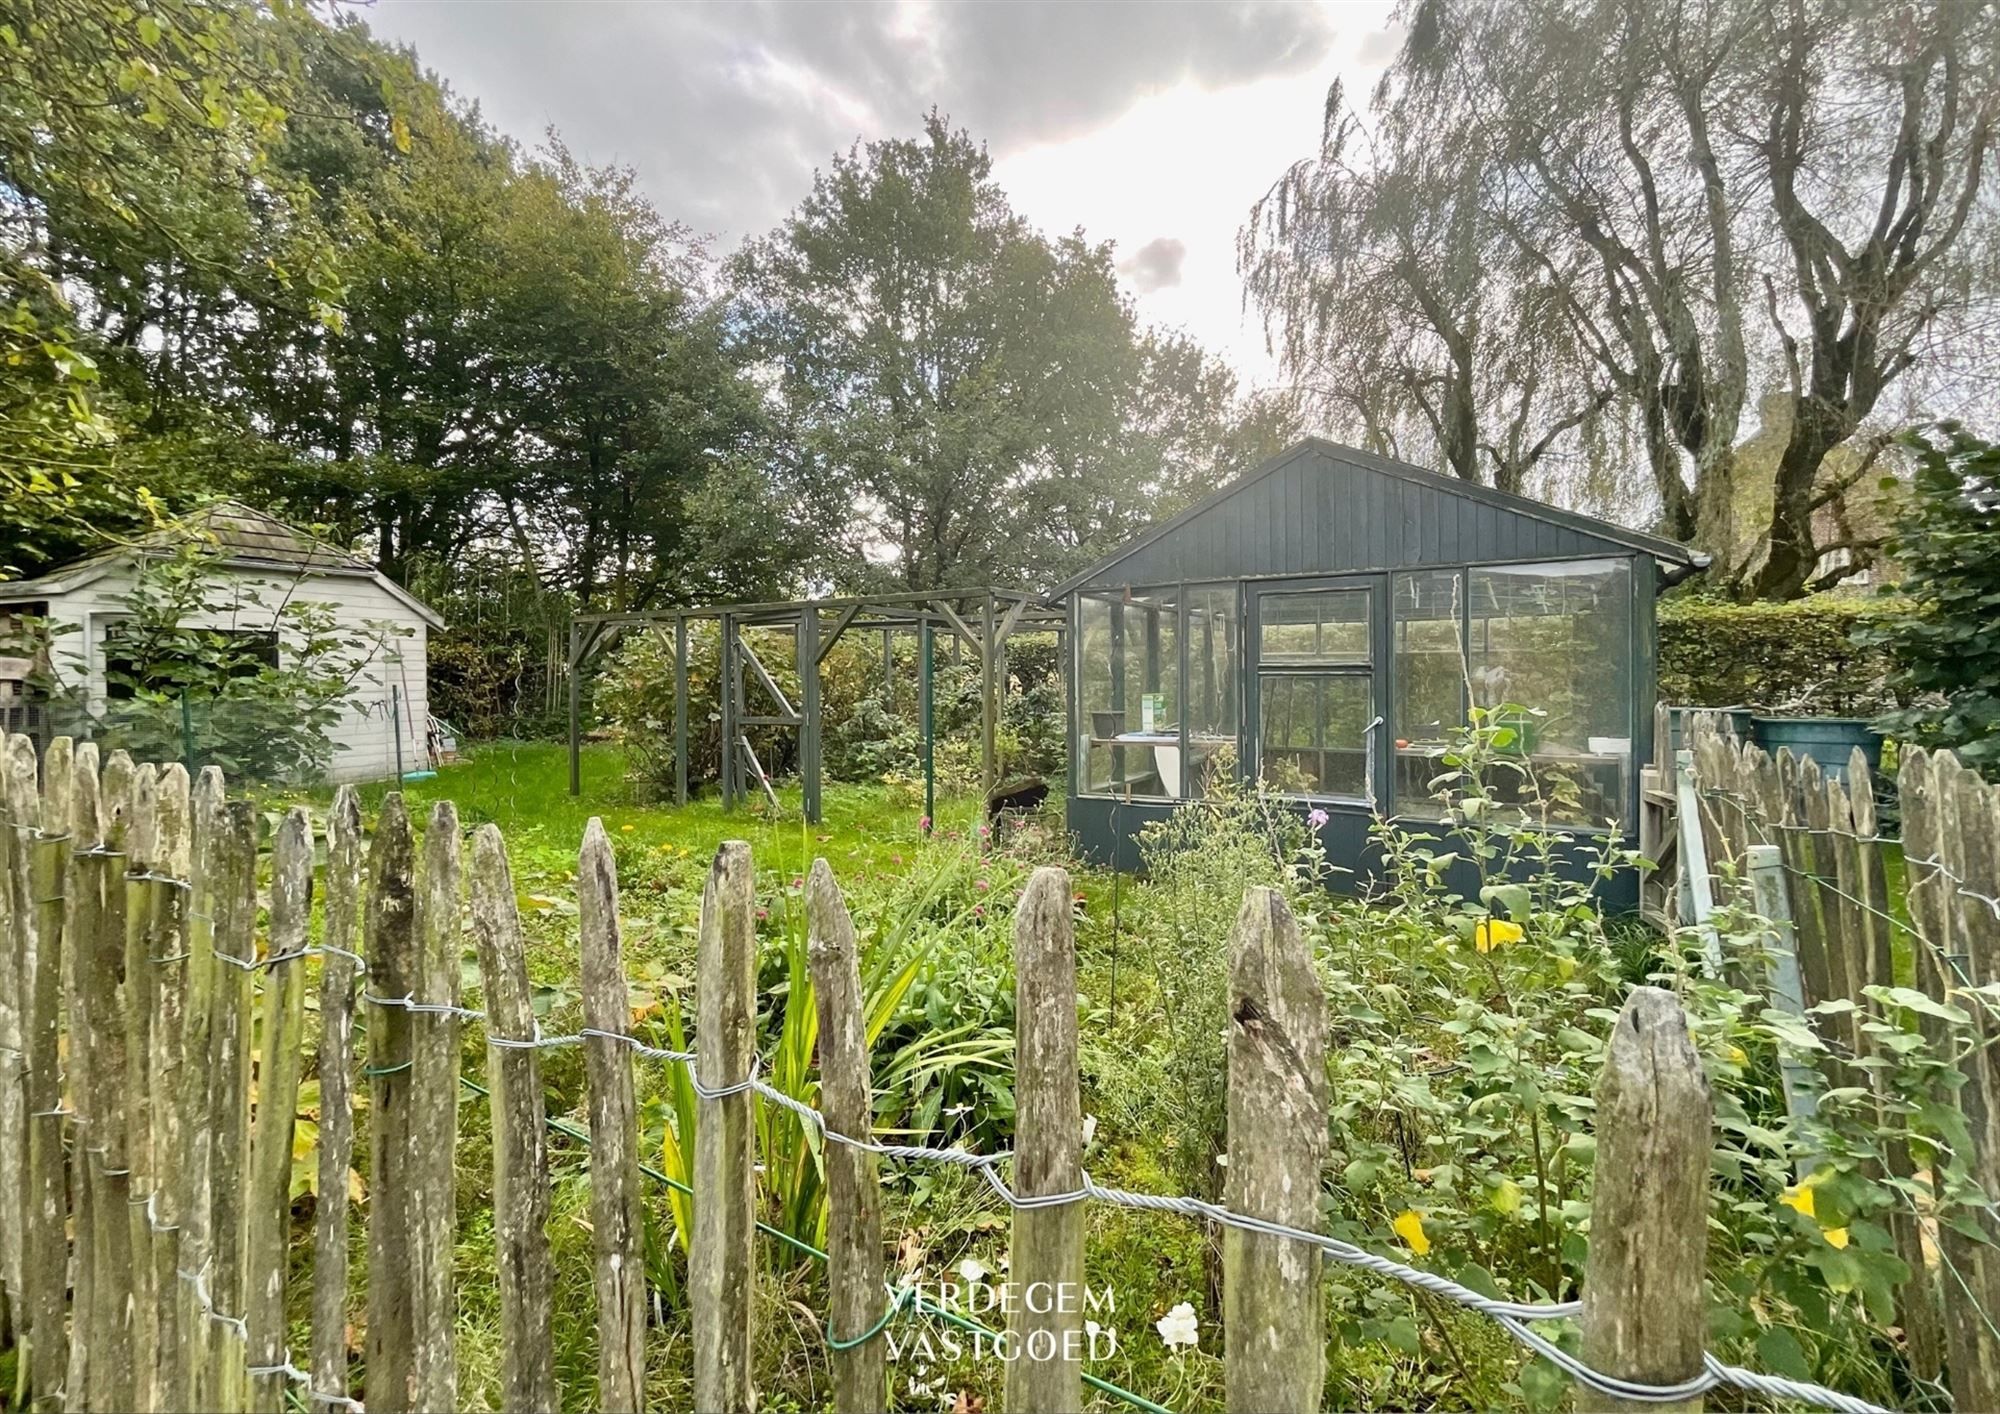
[{"x1": 1855, "y1": 422, "x2": 2000, "y2": 777}]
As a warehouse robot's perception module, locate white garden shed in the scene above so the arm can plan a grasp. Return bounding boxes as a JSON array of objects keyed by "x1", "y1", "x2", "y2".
[{"x1": 0, "y1": 502, "x2": 444, "y2": 783}]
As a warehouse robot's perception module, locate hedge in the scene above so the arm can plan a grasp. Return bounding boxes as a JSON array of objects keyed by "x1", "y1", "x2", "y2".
[{"x1": 1657, "y1": 595, "x2": 1901, "y2": 717}]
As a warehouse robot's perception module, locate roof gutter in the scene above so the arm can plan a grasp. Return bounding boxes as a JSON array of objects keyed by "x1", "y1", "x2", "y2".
[{"x1": 1660, "y1": 552, "x2": 1712, "y2": 590}]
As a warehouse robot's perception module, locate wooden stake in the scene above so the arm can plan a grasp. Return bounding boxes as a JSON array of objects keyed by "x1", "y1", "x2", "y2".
[
  {"x1": 1579, "y1": 986, "x2": 1710, "y2": 1413},
  {"x1": 408, "y1": 803, "x2": 463, "y2": 1413},
  {"x1": 176, "y1": 765, "x2": 225, "y2": 1413},
  {"x1": 150, "y1": 763, "x2": 193, "y2": 1412},
  {"x1": 64, "y1": 740, "x2": 101, "y2": 1410},
  {"x1": 310, "y1": 785, "x2": 364, "y2": 1412},
  {"x1": 16, "y1": 735, "x2": 68, "y2": 1407},
  {"x1": 249, "y1": 808, "x2": 314, "y2": 1413},
  {"x1": 0, "y1": 734, "x2": 25, "y2": 1353},
  {"x1": 1223, "y1": 885, "x2": 1327, "y2": 1414},
  {"x1": 206, "y1": 799, "x2": 260, "y2": 1413},
  {"x1": 581, "y1": 818, "x2": 647, "y2": 1412},
  {"x1": 807, "y1": 859, "x2": 887, "y2": 1414},
  {"x1": 365, "y1": 793, "x2": 420, "y2": 1414},
  {"x1": 692, "y1": 839, "x2": 756, "y2": 1414},
  {"x1": 471, "y1": 823, "x2": 558, "y2": 1413},
  {"x1": 1006, "y1": 866, "x2": 1084, "y2": 1414},
  {"x1": 123, "y1": 762, "x2": 161, "y2": 1412}
]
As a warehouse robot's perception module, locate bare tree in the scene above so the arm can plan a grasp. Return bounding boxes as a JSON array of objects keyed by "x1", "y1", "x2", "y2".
[{"x1": 1243, "y1": 0, "x2": 2000, "y2": 598}]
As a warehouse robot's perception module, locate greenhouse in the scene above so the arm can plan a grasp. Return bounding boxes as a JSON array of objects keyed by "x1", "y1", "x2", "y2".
[{"x1": 1049, "y1": 438, "x2": 1706, "y2": 902}]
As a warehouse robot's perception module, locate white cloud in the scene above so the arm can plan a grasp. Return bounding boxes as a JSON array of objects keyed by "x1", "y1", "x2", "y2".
[{"x1": 364, "y1": 0, "x2": 1398, "y2": 380}]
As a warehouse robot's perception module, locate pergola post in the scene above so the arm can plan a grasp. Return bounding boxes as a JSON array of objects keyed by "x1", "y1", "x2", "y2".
[
  {"x1": 566, "y1": 621, "x2": 583, "y2": 797},
  {"x1": 673, "y1": 616, "x2": 689, "y2": 808},
  {"x1": 800, "y1": 609, "x2": 822, "y2": 824},
  {"x1": 718, "y1": 611, "x2": 736, "y2": 811}
]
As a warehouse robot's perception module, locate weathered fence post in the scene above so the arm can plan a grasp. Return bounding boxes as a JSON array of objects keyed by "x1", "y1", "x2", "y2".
[
  {"x1": 123, "y1": 762, "x2": 161, "y2": 1412},
  {"x1": 1223, "y1": 885, "x2": 1327, "y2": 1414},
  {"x1": 1007, "y1": 865, "x2": 1084, "y2": 1414},
  {"x1": 0, "y1": 735, "x2": 22, "y2": 1354},
  {"x1": 149, "y1": 763, "x2": 193, "y2": 1411},
  {"x1": 411, "y1": 802, "x2": 463, "y2": 1414},
  {"x1": 175, "y1": 765, "x2": 225, "y2": 1413},
  {"x1": 807, "y1": 859, "x2": 887, "y2": 1414},
  {"x1": 207, "y1": 799, "x2": 261, "y2": 1413},
  {"x1": 1578, "y1": 986, "x2": 1710, "y2": 1414},
  {"x1": 249, "y1": 808, "x2": 314, "y2": 1413},
  {"x1": 366, "y1": 793, "x2": 420, "y2": 1414},
  {"x1": 89, "y1": 750, "x2": 137, "y2": 1411},
  {"x1": 582, "y1": 818, "x2": 647, "y2": 1412},
  {"x1": 64, "y1": 740, "x2": 101, "y2": 1409},
  {"x1": 693, "y1": 839, "x2": 757, "y2": 1414},
  {"x1": 472, "y1": 822, "x2": 558, "y2": 1413},
  {"x1": 16, "y1": 734, "x2": 67, "y2": 1407},
  {"x1": 311, "y1": 784, "x2": 364, "y2": 1413}
]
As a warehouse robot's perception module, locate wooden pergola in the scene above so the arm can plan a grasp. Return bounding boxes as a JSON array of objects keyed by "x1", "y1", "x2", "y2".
[{"x1": 566, "y1": 588, "x2": 1066, "y2": 823}]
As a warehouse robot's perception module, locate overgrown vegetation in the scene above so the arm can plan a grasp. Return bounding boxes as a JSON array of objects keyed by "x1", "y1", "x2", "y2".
[{"x1": 305, "y1": 728, "x2": 1966, "y2": 1412}]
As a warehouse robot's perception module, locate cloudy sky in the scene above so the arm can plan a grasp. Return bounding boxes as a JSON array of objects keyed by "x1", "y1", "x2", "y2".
[{"x1": 362, "y1": 0, "x2": 1401, "y2": 386}]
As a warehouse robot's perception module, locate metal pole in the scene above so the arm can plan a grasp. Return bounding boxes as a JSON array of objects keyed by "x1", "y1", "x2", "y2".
[
  {"x1": 719, "y1": 612, "x2": 736, "y2": 810},
  {"x1": 980, "y1": 592, "x2": 997, "y2": 803},
  {"x1": 393, "y1": 682, "x2": 405, "y2": 781},
  {"x1": 920, "y1": 619, "x2": 935, "y2": 834},
  {"x1": 674, "y1": 616, "x2": 689, "y2": 808},
  {"x1": 800, "y1": 608, "x2": 822, "y2": 824},
  {"x1": 566, "y1": 622, "x2": 582, "y2": 797}
]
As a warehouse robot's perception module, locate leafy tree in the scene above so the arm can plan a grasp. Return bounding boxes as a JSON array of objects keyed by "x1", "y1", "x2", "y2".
[
  {"x1": 738, "y1": 112, "x2": 1289, "y2": 591},
  {"x1": 1856, "y1": 424, "x2": 2000, "y2": 777},
  {"x1": 0, "y1": 0, "x2": 362, "y2": 562}
]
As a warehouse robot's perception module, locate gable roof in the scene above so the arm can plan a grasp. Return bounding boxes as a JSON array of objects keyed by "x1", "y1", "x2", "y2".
[
  {"x1": 1050, "y1": 437, "x2": 1701, "y2": 598},
  {"x1": 0, "y1": 500, "x2": 446, "y2": 628}
]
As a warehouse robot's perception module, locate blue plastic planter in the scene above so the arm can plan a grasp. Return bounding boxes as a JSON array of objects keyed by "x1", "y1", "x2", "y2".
[{"x1": 1749, "y1": 716, "x2": 1884, "y2": 782}]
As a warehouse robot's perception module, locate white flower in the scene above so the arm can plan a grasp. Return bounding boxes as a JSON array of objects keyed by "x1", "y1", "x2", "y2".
[
  {"x1": 1215, "y1": 1153, "x2": 1229, "y2": 1168},
  {"x1": 957, "y1": 1255, "x2": 990, "y2": 1284},
  {"x1": 1082, "y1": 1114, "x2": 1098, "y2": 1146},
  {"x1": 1156, "y1": 1301, "x2": 1200, "y2": 1350}
]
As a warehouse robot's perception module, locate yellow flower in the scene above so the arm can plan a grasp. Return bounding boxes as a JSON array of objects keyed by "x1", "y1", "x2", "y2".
[
  {"x1": 1726, "y1": 1044, "x2": 1749, "y2": 1066},
  {"x1": 1475, "y1": 919, "x2": 1525, "y2": 953},
  {"x1": 1780, "y1": 1169, "x2": 1828, "y2": 1219},
  {"x1": 1392, "y1": 1209, "x2": 1431, "y2": 1257},
  {"x1": 1822, "y1": 1227, "x2": 1850, "y2": 1250},
  {"x1": 621, "y1": 824, "x2": 635, "y2": 832}
]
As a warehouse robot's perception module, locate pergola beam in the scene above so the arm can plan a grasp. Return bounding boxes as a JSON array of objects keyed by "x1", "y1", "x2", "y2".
[{"x1": 563, "y1": 586, "x2": 1066, "y2": 814}]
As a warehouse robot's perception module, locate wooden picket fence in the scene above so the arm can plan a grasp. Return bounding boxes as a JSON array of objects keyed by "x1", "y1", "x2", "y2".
[
  {"x1": 0, "y1": 731, "x2": 1885, "y2": 1414},
  {"x1": 1662, "y1": 707, "x2": 2000, "y2": 1411}
]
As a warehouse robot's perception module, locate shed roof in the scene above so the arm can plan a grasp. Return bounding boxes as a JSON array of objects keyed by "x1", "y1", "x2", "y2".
[
  {"x1": 0, "y1": 500, "x2": 446, "y2": 628},
  {"x1": 1051, "y1": 438, "x2": 1701, "y2": 597}
]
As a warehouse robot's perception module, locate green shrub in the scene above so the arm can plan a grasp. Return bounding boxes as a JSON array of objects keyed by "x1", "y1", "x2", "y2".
[
  {"x1": 1854, "y1": 423, "x2": 2000, "y2": 776},
  {"x1": 1659, "y1": 594, "x2": 1900, "y2": 715}
]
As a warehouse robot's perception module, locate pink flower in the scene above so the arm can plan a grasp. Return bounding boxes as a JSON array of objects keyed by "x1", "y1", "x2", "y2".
[
  {"x1": 978, "y1": 823, "x2": 991, "y2": 838},
  {"x1": 919, "y1": 815, "x2": 931, "y2": 831},
  {"x1": 790, "y1": 876, "x2": 803, "y2": 889},
  {"x1": 1307, "y1": 808, "x2": 1330, "y2": 828},
  {"x1": 756, "y1": 908, "x2": 768, "y2": 921},
  {"x1": 973, "y1": 904, "x2": 986, "y2": 918},
  {"x1": 976, "y1": 879, "x2": 990, "y2": 891}
]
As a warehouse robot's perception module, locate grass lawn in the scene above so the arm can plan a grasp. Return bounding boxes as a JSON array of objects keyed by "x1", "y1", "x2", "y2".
[{"x1": 316, "y1": 737, "x2": 982, "y2": 881}]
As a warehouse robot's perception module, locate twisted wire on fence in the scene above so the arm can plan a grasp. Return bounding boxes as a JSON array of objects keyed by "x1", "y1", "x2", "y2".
[
  {"x1": 8, "y1": 807, "x2": 1896, "y2": 1414},
  {"x1": 356, "y1": 978, "x2": 1892, "y2": 1414}
]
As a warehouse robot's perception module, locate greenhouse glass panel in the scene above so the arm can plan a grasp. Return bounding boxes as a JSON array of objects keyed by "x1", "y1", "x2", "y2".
[
  {"x1": 1466, "y1": 559, "x2": 1632, "y2": 827},
  {"x1": 1392, "y1": 569, "x2": 1466, "y2": 818},
  {"x1": 1076, "y1": 588, "x2": 1181, "y2": 799},
  {"x1": 1185, "y1": 585, "x2": 1240, "y2": 797}
]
